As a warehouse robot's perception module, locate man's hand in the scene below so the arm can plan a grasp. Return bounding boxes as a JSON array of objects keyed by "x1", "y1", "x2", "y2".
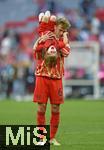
[
  {"x1": 39, "y1": 32, "x2": 56, "y2": 43},
  {"x1": 63, "y1": 32, "x2": 69, "y2": 45},
  {"x1": 33, "y1": 32, "x2": 56, "y2": 53}
]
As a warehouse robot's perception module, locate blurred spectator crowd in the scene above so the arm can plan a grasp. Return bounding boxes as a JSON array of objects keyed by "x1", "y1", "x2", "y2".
[{"x1": 0, "y1": 0, "x2": 104, "y2": 99}]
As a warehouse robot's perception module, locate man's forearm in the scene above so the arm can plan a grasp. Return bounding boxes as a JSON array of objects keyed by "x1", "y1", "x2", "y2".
[{"x1": 33, "y1": 37, "x2": 41, "y2": 51}]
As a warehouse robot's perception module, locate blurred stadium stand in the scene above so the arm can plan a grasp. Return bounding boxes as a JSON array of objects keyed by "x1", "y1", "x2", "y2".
[{"x1": 0, "y1": 0, "x2": 104, "y2": 100}]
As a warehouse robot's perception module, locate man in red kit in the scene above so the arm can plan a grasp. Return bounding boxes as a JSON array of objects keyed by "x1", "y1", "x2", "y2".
[{"x1": 33, "y1": 12, "x2": 71, "y2": 146}]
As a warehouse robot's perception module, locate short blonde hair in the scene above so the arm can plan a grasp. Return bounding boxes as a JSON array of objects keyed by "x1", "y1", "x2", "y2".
[{"x1": 56, "y1": 17, "x2": 71, "y2": 30}]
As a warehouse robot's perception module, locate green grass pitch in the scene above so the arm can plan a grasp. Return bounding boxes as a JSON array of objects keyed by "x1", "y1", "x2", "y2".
[{"x1": 0, "y1": 99, "x2": 104, "y2": 150}]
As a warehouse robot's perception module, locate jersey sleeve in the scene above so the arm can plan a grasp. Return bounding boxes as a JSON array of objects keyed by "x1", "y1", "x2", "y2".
[
  {"x1": 34, "y1": 43, "x2": 44, "y2": 52},
  {"x1": 58, "y1": 40, "x2": 70, "y2": 57},
  {"x1": 33, "y1": 42, "x2": 45, "y2": 60}
]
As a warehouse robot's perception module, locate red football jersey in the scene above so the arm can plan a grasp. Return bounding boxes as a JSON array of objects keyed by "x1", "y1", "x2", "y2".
[{"x1": 33, "y1": 38, "x2": 70, "y2": 79}]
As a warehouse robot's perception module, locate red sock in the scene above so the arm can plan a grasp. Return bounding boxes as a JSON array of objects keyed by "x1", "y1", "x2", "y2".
[
  {"x1": 50, "y1": 111, "x2": 60, "y2": 139},
  {"x1": 37, "y1": 111, "x2": 46, "y2": 125}
]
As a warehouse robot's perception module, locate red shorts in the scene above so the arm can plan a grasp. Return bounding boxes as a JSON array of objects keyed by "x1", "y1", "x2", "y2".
[{"x1": 33, "y1": 76, "x2": 64, "y2": 104}]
